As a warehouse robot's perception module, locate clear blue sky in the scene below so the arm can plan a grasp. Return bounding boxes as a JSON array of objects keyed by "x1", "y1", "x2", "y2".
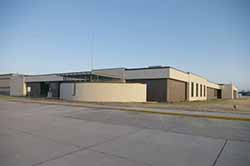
[{"x1": 0, "y1": 0, "x2": 249, "y2": 90}]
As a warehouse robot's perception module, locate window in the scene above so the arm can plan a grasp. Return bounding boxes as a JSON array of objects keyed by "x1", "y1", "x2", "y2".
[
  {"x1": 204, "y1": 85, "x2": 206, "y2": 96},
  {"x1": 72, "y1": 83, "x2": 76, "y2": 96},
  {"x1": 196, "y1": 83, "x2": 199, "y2": 97},
  {"x1": 191, "y1": 82, "x2": 194, "y2": 97},
  {"x1": 200, "y1": 84, "x2": 202, "y2": 97}
]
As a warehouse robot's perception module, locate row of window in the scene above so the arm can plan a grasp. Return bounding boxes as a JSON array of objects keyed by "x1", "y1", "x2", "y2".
[{"x1": 191, "y1": 82, "x2": 206, "y2": 97}]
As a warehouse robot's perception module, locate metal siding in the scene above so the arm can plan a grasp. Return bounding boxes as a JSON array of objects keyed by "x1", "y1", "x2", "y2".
[
  {"x1": 0, "y1": 78, "x2": 10, "y2": 88},
  {"x1": 127, "y1": 79, "x2": 167, "y2": 102},
  {"x1": 49, "y1": 82, "x2": 60, "y2": 98},
  {"x1": 0, "y1": 77, "x2": 11, "y2": 96},
  {"x1": 0, "y1": 87, "x2": 10, "y2": 95},
  {"x1": 26, "y1": 82, "x2": 41, "y2": 97},
  {"x1": 167, "y1": 79, "x2": 187, "y2": 102},
  {"x1": 207, "y1": 87, "x2": 219, "y2": 99},
  {"x1": 125, "y1": 68, "x2": 169, "y2": 80}
]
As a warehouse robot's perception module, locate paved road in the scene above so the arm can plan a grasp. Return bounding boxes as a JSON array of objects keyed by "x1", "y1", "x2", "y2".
[{"x1": 0, "y1": 101, "x2": 250, "y2": 166}]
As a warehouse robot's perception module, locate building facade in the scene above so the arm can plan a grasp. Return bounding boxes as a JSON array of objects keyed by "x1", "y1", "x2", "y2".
[
  {"x1": 0, "y1": 66, "x2": 238, "y2": 102},
  {"x1": 92, "y1": 66, "x2": 238, "y2": 102}
]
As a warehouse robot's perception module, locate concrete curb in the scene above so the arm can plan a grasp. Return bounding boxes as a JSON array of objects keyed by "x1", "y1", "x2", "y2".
[
  {"x1": 5, "y1": 99, "x2": 250, "y2": 122},
  {"x1": 120, "y1": 109, "x2": 250, "y2": 122}
]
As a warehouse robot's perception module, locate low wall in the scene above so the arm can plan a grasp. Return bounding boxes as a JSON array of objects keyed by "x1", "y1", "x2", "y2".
[
  {"x1": 222, "y1": 84, "x2": 238, "y2": 99},
  {"x1": 10, "y1": 75, "x2": 26, "y2": 96},
  {"x1": 60, "y1": 83, "x2": 146, "y2": 102}
]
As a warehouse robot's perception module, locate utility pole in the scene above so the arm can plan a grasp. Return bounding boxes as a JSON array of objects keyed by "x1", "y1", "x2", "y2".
[
  {"x1": 90, "y1": 32, "x2": 94, "y2": 71},
  {"x1": 89, "y1": 32, "x2": 94, "y2": 82}
]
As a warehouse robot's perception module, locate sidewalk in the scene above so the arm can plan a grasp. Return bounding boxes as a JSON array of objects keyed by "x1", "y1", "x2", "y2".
[{"x1": 4, "y1": 97, "x2": 250, "y2": 122}]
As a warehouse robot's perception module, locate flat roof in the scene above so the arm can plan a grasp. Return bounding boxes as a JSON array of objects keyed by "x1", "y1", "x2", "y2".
[
  {"x1": 0, "y1": 73, "x2": 14, "y2": 77},
  {"x1": 0, "y1": 66, "x2": 232, "y2": 87},
  {"x1": 124, "y1": 66, "x2": 224, "y2": 85},
  {"x1": 125, "y1": 66, "x2": 170, "y2": 71},
  {"x1": 125, "y1": 66, "x2": 189, "y2": 76}
]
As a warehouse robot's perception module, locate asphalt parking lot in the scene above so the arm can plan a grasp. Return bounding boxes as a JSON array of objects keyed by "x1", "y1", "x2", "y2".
[{"x1": 0, "y1": 100, "x2": 250, "y2": 166}]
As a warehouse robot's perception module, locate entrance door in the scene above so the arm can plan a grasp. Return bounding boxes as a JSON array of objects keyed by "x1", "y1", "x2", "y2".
[
  {"x1": 217, "y1": 89, "x2": 222, "y2": 99},
  {"x1": 40, "y1": 82, "x2": 49, "y2": 97}
]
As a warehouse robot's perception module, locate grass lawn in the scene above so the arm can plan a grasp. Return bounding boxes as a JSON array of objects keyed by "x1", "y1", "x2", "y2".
[
  {"x1": 100, "y1": 98, "x2": 250, "y2": 113},
  {"x1": 1, "y1": 95, "x2": 250, "y2": 114}
]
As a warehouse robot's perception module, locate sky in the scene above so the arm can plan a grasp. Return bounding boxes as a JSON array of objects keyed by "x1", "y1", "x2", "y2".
[{"x1": 0, "y1": 0, "x2": 249, "y2": 90}]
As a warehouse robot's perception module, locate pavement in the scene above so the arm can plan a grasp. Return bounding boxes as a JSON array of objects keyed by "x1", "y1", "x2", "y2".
[{"x1": 0, "y1": 100, "x2": 250, "y2": 166}]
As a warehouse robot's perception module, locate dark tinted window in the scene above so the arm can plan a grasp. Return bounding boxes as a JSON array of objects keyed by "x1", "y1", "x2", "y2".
[
  {"x1": 72, "y1": 83, "x2": 76, "y2": 96},
  {"x1": 200, "y1": 84, "x2": 202, "y2": 97},
  {"x1": 204, "y1": 85, "x2": 206, "y2": 96},
  {"x1": 191, "y1": 82, "x2": 194, "y2": 97},
  {"x1": 196, "y1": 83, "x2": 199, "y2": 97}
]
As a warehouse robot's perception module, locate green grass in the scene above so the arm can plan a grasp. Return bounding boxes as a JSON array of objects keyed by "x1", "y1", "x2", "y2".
[{"x1": 0, "y1": 95, "x2": 17, "y2": 100}]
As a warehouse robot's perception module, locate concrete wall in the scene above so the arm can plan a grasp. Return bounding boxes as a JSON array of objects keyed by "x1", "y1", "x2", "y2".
[
  {"x1": 0, "y1": 74, "x2": 26, "y2": 96},
  {"x1": 187, "y1": 73, "x2": 208, "y2": 101},
  {"x1": 25, "y1": 75, "x2": 64, "y2": 82},
  {"x1": 206, "y1": 81, "x2": 221, "y2": 89},
  {"x1": 168, "y1": 68, "x2": 189, "y2": 82},
  {"x1": 125, "y1": 68, "x2": 170, "y2": 80},
  {"x1": 10, "y1": 75, "x2": 26, "y2": 96},
  {"x1": 232, "y1": 84, "x2": 238, "y2": 99},
  {"x1": 60, "y1": 83, "x2": 146, "y2": 102},
  {"x1": 221, "y1": 84, "x2": 238, "y2": 99},
  {"x1": 93, "y1": 68, "x2": 125, "y2": 81}
]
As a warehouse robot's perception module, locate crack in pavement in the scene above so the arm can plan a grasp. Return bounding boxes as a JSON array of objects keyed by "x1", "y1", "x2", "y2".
[
  {"x1": 212, "y1": 139, "x2": 228, "y2": 166},
  {"x1": 31, "y1": 128, "x2": 143, "y2": 166}
]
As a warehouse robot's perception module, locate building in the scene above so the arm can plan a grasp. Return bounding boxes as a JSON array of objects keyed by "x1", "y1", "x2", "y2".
[
  {"x1": 92, "y1": 66, "x2": 238, "y2": 102},
  {"x1": 0, "y1": 66, "x2": 238, "y2": 102},
  {"x1": 23, "y1": 71, "x2": 122, "y2": 98}
]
